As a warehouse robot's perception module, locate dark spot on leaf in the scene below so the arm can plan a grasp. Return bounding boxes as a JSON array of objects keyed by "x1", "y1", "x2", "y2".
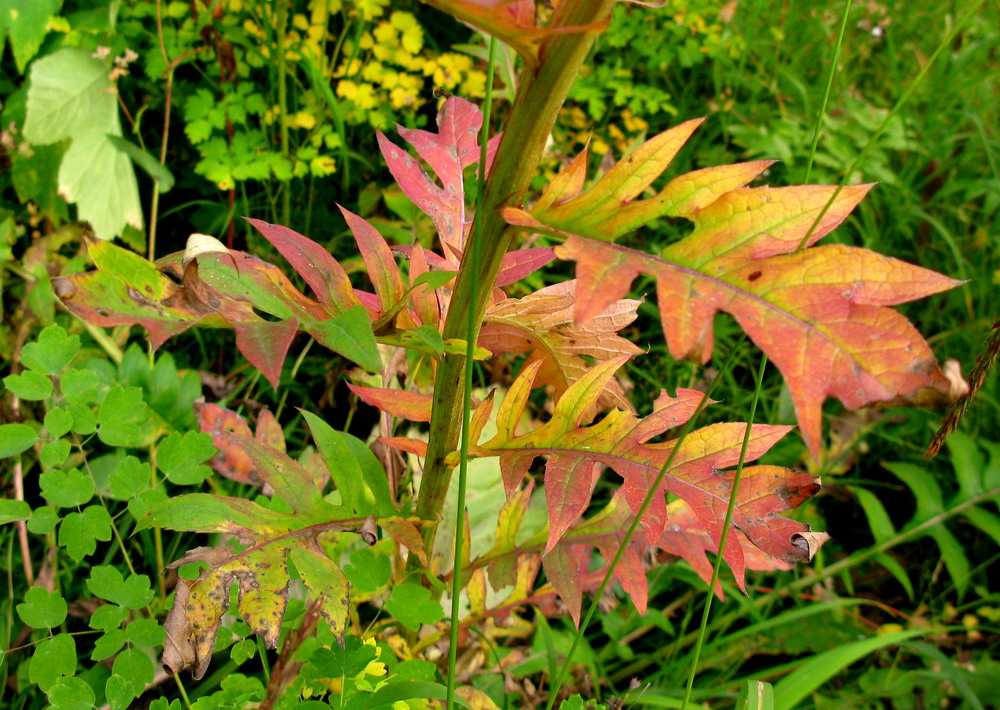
[{"x1": 747, "y1": 271, "x2": 762, "y2": 282}]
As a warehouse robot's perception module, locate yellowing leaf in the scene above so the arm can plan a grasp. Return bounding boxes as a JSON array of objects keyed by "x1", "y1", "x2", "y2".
[{"x1": 504, "y1": 120, "x2": 960, "y2": 457}]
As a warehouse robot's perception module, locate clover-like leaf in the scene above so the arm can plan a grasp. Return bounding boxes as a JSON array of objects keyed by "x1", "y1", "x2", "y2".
[
  {"x1": 156, "y1": 431, "x2": 217, "y2": 485},
  {"x1": 17, "y1": 587, "x2": 68, "y2": 629},
  {"x1": 20, "y1": 325, "x2": 80, "y2": 375},
  {"x1": 87, "y1": 565, "x2": 155, "y2": 609}
]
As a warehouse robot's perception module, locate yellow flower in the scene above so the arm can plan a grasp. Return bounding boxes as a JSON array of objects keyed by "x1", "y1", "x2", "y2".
[
  {"x1": 311, "y1": 156, "x2": 337, "y2": 176},
  {"x1": 292, "y1": 111, "x2": 317, "y2": 130},
  {"x1": 621, "y1": 109, "x2": 648, "y2": 134},
  {"x1": 460, "y1": 70, "x2": 486, "y2": 97}
]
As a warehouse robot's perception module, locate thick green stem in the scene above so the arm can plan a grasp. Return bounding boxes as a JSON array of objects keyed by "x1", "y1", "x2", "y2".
[{"x1": 415, "y1": 0, "x2": 614, "y2": 552}]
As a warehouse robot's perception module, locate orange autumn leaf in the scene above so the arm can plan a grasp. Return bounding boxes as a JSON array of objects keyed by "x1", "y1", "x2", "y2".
[{"x1": 503, "y1": 119, "x2": 961, "y2": 458}]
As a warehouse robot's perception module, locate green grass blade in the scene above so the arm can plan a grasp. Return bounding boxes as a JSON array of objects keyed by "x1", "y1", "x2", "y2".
[
  {"x1": 772, "y1": 629, "x2": 928, "y2": 710},
  {"x1": 802, "y1": 0, "x2": 852, "y2": 184},
  {"x1": 682, "y1": 352, "x2": 768, "y2": 709},
  {"x1": 736, "y1": 680, "x2": 773, "y2": 710}
]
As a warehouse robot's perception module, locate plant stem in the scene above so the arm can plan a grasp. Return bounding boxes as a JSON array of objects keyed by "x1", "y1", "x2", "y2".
[
  {"x1": 447, "y1": 36, "x2": 498, "y2": 710},
  {"x1": 416, "y1": 0, "x2": 615, "y2": 555},
  {"x1": 276, "y1": 1, "x2": 291, "y2": 227}
]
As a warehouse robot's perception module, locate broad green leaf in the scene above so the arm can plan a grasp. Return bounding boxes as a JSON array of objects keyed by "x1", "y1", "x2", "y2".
[
  {"x1": 0, "y1": 422, "x2": 39, "y2": 458},
  {"x1": 44, "y1": 407, "x2": 74, "y2": 438},
  {"x1": 17, "y1": 586, "x2": 68, "y2": 628},
  {"x1": 90, "y1": 604, "x2": 130, "y2": 632},
  {"x1": 97, "y1": 384, "x2": 149, "y2": 447},
  {"x1": 105, "y1": 674, "x2": 133, "y2": 710},
  {"x1": 0, "y1": 0, "x2": 58, "y2": 72},
  {"x1": 27, "y1": 505, "x2": 58, "y2": 533},
  {"x1": 39, "y1": 439, "x2": 71, "y2": 468},
  {"x1": 343, "y1": 547, "x2": 391, "y2": 592},
  {"x1": 363, "y1": 681, "x2": 449, "y2": 708},
  {"x1": 126, "y1": 618, "x2": 166, "y2": 648},
  {"x1": 40, "y1": 468, "x2": 94, "y2": 507},
  {"x1": 107, "y1": 135, "x2": 175, "y2": 192},
  {"x1": 0, "y1": 498, "x2": 31, "y2": 524},
  {"x1": 109, "y1": 455, "x2": 151, "y2": 499},
  {"x1": 45, "y1": 676, "x2": 96, "y2": 710},
  {"x1": 112, "y1": 647, "x2": 154, "y2": 698},
  {"x1": 302, "y1": 410, "x2": 393, "y2": 516},
  {"x1": 3, "y1": 369, "x2": 54, "y2": 400},
  {"x1": 20, "y1": 325, "x2": 80, "y2": 375},
  {"x1": 29, "y1": 633, "x2": 77, "y2": 691},
  {"x1": 505, "y1": 120, "x2": 959, "y2": 458},
  {"x1": 60, "y1": 368, "x2": 101, "y2": 404},
  {"x1": 87, "y1": 565, "x2": 155, "y2": 609},
  {"x1": 305, "y1": 305, "x2": 381, "y2": 372},
  {"x1": 24, "y1": 48, "x2": 142, "y2": 239},
  {"x1": 59, "y1": 505, "x2": 112, "y2": 561},
  {"x1": 385, "y1": 583, "x2": 444, "y2": 631},
  {"x1": 68, "y1": 402, "x2": 97, "y2": 434},
  {"x1": 92, "y1": 629, "x2": 127, "y2": 662},
  {"x1": 156, "y1": 431, "x2": 216, "y2": 485}
]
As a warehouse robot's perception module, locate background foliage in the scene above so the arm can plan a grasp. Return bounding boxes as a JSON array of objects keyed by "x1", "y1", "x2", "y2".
[{"x1": 1, "y1": 0, "x2": 998, "y2": 708}]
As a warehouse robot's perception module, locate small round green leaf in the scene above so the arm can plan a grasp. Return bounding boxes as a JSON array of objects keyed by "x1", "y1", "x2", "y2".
[
  {"x1": 44, "y1": 407, "x2": 74, "y2": 438},
  {"x1": 29, "y1": 633, "x2": 77, "y2": 691},
  {"x1": 105, "y1": 673, "x2": 134, "y2": 710},
  {"x1": 68, "y1": 402, "x2": 97, "y2": 435},
  {"x1": 3, "y1": 370, "x2": 54, "y2": 400},
  {"x1": 27, "y1": 506, "x2": 59, "y2": 534},
  {"x1": 0, "y1": 499, "x2": 31, "y2": 525},
  {"x1": 17, "y1": 586, "x2": 68, "y2": 628},
  {"x1": 45, "y1": 676, "x2": 96, "y2": 710},
  {"x1": 20, "y1": 325, "x2": 81, "y2": 375},
  {"x1": 40, "y1": 439, "x2": 72, "y2": 469},
  {"x1": 0, "y1": 423, "x2": 39, "y2": 458},
  {"x1": 40, "y1": 468, "x2": 94, "y2": 507},
  {"x1": 87, "y1": 565, "x2": 155, "y2": 609},
  {"x1": 60, "y1": 368, "x2": 101, "y2": 404},
  {"x1": 112, "y1": 648, "x2": 154, "y2": 697}
]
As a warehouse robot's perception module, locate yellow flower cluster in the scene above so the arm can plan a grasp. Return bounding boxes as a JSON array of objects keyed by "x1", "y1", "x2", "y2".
[{"x1": 557, "y1": 106, "x2": 650, "y2": 156}]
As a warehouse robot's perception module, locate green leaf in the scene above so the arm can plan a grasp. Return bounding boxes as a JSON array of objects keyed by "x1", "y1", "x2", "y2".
[
  {"x1": 112, "y1": 647, "x2": 154, "y2": 697},
  {"x1": 109, "y1": 455, "x2": 151, "y2": 499},
  {"x1": 90, "y1": 604, "x2": 130, "y2": 632},
  {"x1": 59, "y1": 505, "x2": 113, "y2": 561},
  {"x1": 44, "y1": 407, "x2": 75, "y2": 438},
  {"x1": 306, "y1": 305, "x2": 381, "y2": 372},
  {"x1": 127, "y1": 488, "x2": 167, "y2": 520},
  {"x1": 29, "y1": 633, "x2": 77, "y2": 691},
  {"x1": 87, "y1": 565, "x2": 155, "y2": 609},
  {"x1": 107, "y1": 135, "x2": 175, "y2": 193},
  {"x1": 772, "y1": 629, "x2": 927, "y2": 710},
  {"x1": 737, "y1": 680, "x2": 774, "y2": 710},
  {"x1": 125, "y1": 618, "x2": 165, "y2": 647},
  {"x1": 45, "y1": 676, "x2": 96, "y2": 710},
  {"x1": 0, "y1": 0, "x2": 58, "y2": 72},
  {"x1": 3, "y1": 370, "x2": 54, "y2": 400},
  {"x1": 156, "y1": 431, "x2": 216, "y2": 485},
  {"x1": 97, "y1": 385, "x2": 149, "y2": 447},
  {"x1": 92, "y1": 629, "x2": 127, "y2": 661},
  {"x1": 105, "y1": 674, "x2": 133, "y2": 710},
  {"x1": 24, "y1": 49, "x2": 143, "y2": 239},
  {"x1": 27, "y1": 505, "x2": 59, "y2": 533},
  {"x1": 288, "y1": 548, "x2": 350, "y2": 639},
  {"x1": 343, "y1": 547, "x2": 391, "y2": 592},
  {"x1": 68, "y1": 402, "x2": 98, "y2": 434},
  {"x1": 0, "y1": 498, "x2": 31, "y2": 524},
  {"x1": 21, "y1": 325, "x2": 81, "y2": 375},
  {"x1": 230, "y1": 638, "x2": 256, "y2": 665},
  {"x1": 60, "y1": 368, "x2": 101, "y2": 404},
  {"x1": 40, "y1": 439, "x2": 72, "y2": 468},
  {"x1": 385, "y1": 583, "x2": 444, "y2": 631},
  {"x1": 0, "y1": 422, "x2": 39, "y2": 458},
  {"x1": 17, "y1": 586, "x2": 68, "y2": 628},
  {"x1": 302, "y1": 410, "x2": 394, "y2": 516},
  {"x1": 408, "y1": 325, "x2": 446, "y2": 356},
  {"x1": 40, "y1": 468, "x2": 94, "y2": 507},
  {"x1": 304, "y1": 636, "x2": 376, "y2": 679},
  {"x1": 362, "y1": 681, "x2": 448, "y2": 707}
]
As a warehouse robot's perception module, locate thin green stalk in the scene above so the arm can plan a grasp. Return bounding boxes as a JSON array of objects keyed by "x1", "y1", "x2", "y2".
[
  {"x1": 543, "y1": 335, "x2": 749, "y2": 710},
  {"x1": 681, "y1": 353, "x2": 768, "y2": 709},
  {"x1": 793, "y1": 0, "x2": 986, "y2": 253},
  {"x1": 447, "y1": 37, "x2": 498, "y2": 710},
  {"x1": 276, "y1": 1, "x2": 291, "y2": 226},
  {"x1": 802, "y1": 0, "x2": 852, "y2": 185}
]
